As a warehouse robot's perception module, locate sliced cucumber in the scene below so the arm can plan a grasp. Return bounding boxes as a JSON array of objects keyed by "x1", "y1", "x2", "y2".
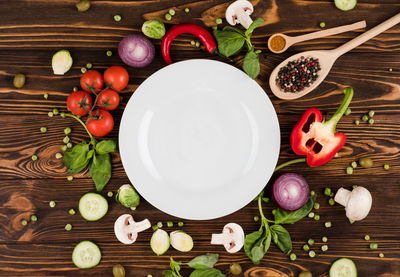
[
  {"x1": 72, "y1": 240, "x2": 101, "y2": 269},
  {"x1": 334, "y1": 0, "x2": 357, "y2": 11},
  {"x1": 170, "y1": 231, "x2": 193, "y2": 252},
  {"x1": 79, "y1": 193, "x2": 108, "y2": 221},
  {"x1": 150, "y1": 229, "x2": 170, "y2": 255},
  {"x1": 52, "y1": 50, "x2": 73, "y2": 75},
  {"x1": 329, "y1": 258, "x2": 357, "y2": 277}
]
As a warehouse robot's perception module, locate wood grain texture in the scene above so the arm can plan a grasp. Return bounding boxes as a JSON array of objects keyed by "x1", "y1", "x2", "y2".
[{"x1": 0, "y1": 0, "x2": 400, "y2": 276}]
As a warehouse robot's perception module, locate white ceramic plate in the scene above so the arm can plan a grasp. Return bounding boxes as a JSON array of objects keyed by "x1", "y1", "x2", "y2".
[{"x1": 119, "y1": 59, "x2": 280, "y2": 220}]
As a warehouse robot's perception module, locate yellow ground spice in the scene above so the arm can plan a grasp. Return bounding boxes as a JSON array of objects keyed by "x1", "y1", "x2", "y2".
[{"x1": 270, "y1": 35, "x2": 286, "y2": 52}]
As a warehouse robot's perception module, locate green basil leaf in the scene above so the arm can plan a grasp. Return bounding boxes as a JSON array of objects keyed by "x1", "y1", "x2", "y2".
[
  {"x1": 270, "y1": 225, "x2": 292, "y2": 254},
  {"x1": 187, "y1": 253, "x2": 219, "y2": 269},
  {"x1": 213, "y1": 29, "x2": 246, "y2": 57},
  {"x1": 62, "y1": 142, "x2": 90, "y2": 173},
  {"x1": 89, "y1": 153, "x2": 111, "y2": 192},
  {"x1": 163, "y1": 270, "x2": 179, "y2": 277},
  {"x1": 245, "y1": 17, "x2": 264, "y2": 37},
  {"x1": 274, "y1": 194, "x2": 316, "y2": 224},
  {"x1": 262, "y1": 197, "x2": 269, "y2": 203},
  {"x1": 244, "y1": 227, "x2": 263, "y2": 257},
  {"x1": 95, "y1": 139, "x2": 117, "y2": 154},
  {"x1": 243, "y1": 50, "x2": 260, "y2": 79},
  {"x1": 189, "y1": 268, "x2": 225, "y2": 277},
  {"x1": 264, "y1": 229, "x2": 272, "y2": 252},
  {"x1": 222, "y1": 26, "x2": 246, "y2": 36}
]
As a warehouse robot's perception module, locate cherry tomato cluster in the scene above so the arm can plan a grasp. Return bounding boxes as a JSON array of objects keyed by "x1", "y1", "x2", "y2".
[{"x1": 66, "y1": 65, "x2": 129, "y2": 137}]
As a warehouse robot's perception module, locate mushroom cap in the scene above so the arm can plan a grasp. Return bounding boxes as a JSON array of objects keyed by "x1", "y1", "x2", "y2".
[
  {"x1": 345, "y1": 186, "x2": 372, "y2": 221},
  {"x1": 225, "y1": 0, "x2": 254, "y2": 26},
  {"x1": 222, "y1": 223, "x2": 245, "y2": 253},
  {"x1": 114, "y1": 214, "x2": 138, "y2": 244}
]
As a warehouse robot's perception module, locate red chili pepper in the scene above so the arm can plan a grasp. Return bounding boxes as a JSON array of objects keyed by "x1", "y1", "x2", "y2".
[
  {"x1": 161, "y1": 23, "x2": 217, "y2": 64},
  {"x1": 290, "y1": 87, "x2": 354, "y2": 167}
]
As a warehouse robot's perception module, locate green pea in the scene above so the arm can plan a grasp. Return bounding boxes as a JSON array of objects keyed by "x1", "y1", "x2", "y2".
[
  {"x1": 76, "y1": 0, "x2": 91, "y2": 12},
  {"x1": 364, "y1": 235, "x2": 370, "y2": 241},
  {"x1": 43, "y1": 93, "x2": 49, "y2": 99},
  {"x1": 319, "y1": 21, "x2": 326, "y2": 28},
  {"x1": 67, "y1": 176, "x2": 73, "y2": 181},
  {"x1": 308, "y1": 250, "x2": 316, "y2": 258},
  {"x1": 106, "y1": 50, "x2": 113, "y2": 57},
  {"x1": 190, "y1": 40, "x2": 195, "y2": 46},
  {"x1": 212, "y1": 26, "x2": 218, "y2": 31},
  {"x1": 308, "y1": 212, "x2": 315, "y2": 218},
  {"x1": 324, "y1": 187, "x2": 331, "y2": 196},
  {"x1": 114, "y1": 15, "x2": 122, "y2": 22},
  {"x1": 368, "y1": 118, "x2": 374, "y2": 125},
  {"x1": 322, "y1": 236, "x2": 328, "y2": 242},
  {"x1": 370, "y1": 243, "x2": 378, "y2": 249},
  {"x1": 314, "y1": 203, "x2": 320, "y2": 210},
  {"x1": 352, "y1": 185, "x2": 358, "y2": 189},
  {"x1": 107, "y1": 191, "x2": 113, "y2": 197},
  {"x1": 60, "y1": 112, "x2": 65, "y2": 118},
  {"x1": 299, "y1": 271, "x2": 312, "y2": 277},
  {"x1": 308, "y1": 239, "x2": 314, "y2": 245},
  {"x1": 168, "y1": 9, "x2": 175, "y2": 16},
  {"x1": 52, "y1": 108, "x2": 59, "y2": 115},
  {"x1": 354, "y1": 120, "x2": 360, "y2": 125},
  {"x1": 314, "y1": 214, "x2": 320, "y2": 221},
  {"x1": 325, "y1": 221, "x2": 332, "y2": 228},
  {"x1": 178, "y1": 221, "x2": 184, "y2": 227},
  {"x1": 351, "y1": 161, "x2": 357, "y2": 168},
  {"x1": 67, "y1": 142, "x2": 73, "y2": 148},
  {"x1": 48, "y1": 111, "x2": 54, "y2": 117},
  {"x1": 334, "y1": 153, "x2": 339, "y2": 158},
  {"x1": 65, "y1": 223, "x2": 72, "y2": 231},
  {"x1": 152, "y1": 225, "x2": 158, "y2": 231},
  {"x1": 195, "y1": 41, "x2": 200, "y2": 48},
  {"x1": 379, "y1": 253, "x2": 384, "y2": 258},
  {"x1": 62, "y1": 145, "x2": 68, "y2": 151},
  {"x1": 63, "y1": 136, "x2": 70, "y2": 144},
  {"x1": 349, "y1": 219, "x2": 355, "y2": 224},
  {"x1": 31, "y1": 155, "x2": 38, "y2": 161},
  {"x1": 383, "y1": 164, "x2": 390, "y2": 170},
  {"x1": 303, "y1": 244, "x2": 310, "y2": 251},
  {"x1": 73, "y1": 86, "x2": 78, "y2": 92},
  {"x1": 184, "y1": 8, "x2": 190, "y2": 13},
  {"x1": 157, "y1": 221, "x2": 163, "y2": 228},
  {"x1": 359, "y1": 157, "x2": 373, "y2": 168},
  {"x1": 40, "y1": 127, "x2": 47, "y2": 133},
  {"x1": 21, "y1": 219, "x2": 28, "y2": 226},
  {"x1": 346, "y1": 166, "x2": 353, "y2": 175},
  {"x1": 64, "y1": 127, "x2": 71, "y2": 135},
  {"x1": 329, "y1": 198, "x2": 335, "y2": 206},
  {"x1": 310, "y1": 190, "x2": 315, "y2": 196},
  {"x1": 362, "y1": 115, "x2": 369, "y2": 122},
  {"x1": 368, "y1": 110, "x2": 375, "y2": 117},
  {"x1": 216, "y1": 18, "x2": 223, "y2": 24},
  {"x1": 229, "y1": 262, "x2": 242, "y2": 275},
  {"x1": 167, "y1": 221, "x2": 173, "y2": 227},
  {"x1": 13, "y1": 73, "x2": 26, "y2": 88},
  {"x1": 321, "y1": 245, "x2": 328, "y2": 251},
  {"x1": 55, "y1": 153, "x2": 63, "y2": 159},
  {"x1": 290, "y1": 253, "x2": 297, "y2": 261},
  {"x1": 165, "y1": 13, "x2": 172, "y2": 20},
  {"x1": 86, "y1": 63, "x2": 92, "y2": 69},
  {"x1": 112, "y1": 264, "x2": 125, "y2": 277},
  {"x1": 69, "y1": 208, "x2": 76, "y2": 215},
  {"x1": 49, "y1": 201, "x2": 56, "y2": 208},
  {"x1": 31, "y1": 215, "x2": 38, "y2": 222},
  {"x1": 345, "y1": 108, "x2": 351, "y2": 116},
  {"x1": 81, "y1": 67, "x2": 87, "y2": 73},
  {"x1": 254, "y1": 215, "x2": 259, "y2": 222}
]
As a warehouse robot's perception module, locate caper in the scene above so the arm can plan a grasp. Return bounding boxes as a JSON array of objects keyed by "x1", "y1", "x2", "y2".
[
  {"x1": 229, "y1": 262, "x2": 242, "y2": 275},
  {"x1": 112, "y1": 264, "x2": 125, "y2": 277},
  {"x1": 359, "y1": 157, "x2": 373, "y2": 168},
  {"x1": 76, "y1": 0, "x2": 91, "y2": 12},
  {"x1": 13, "y1": 73, "x2": 26, "y2": 88},
  {"x1": 299, "y1": 271, "x2": 312, "y2": 277}
]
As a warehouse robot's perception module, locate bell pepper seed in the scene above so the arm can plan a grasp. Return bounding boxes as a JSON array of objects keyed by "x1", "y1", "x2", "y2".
[
  {"x1": 31, "y1": 215, "x2": 38, "y2": 222},
  {"x1": 314, "y1": 214, "x2": 320, "y2": 221},
  {"x1": 351, "y1": 161, "x2": 357, "y2": 168},
  {"x1": 370, "y1": 243, "x2": 378, "y2": 249},
  {"x1": 308, "y1": 212, "x2": 315, "y2": 218},
  {"x1": 49, "y1": 201, "x2": 56, "y2": 208},
  {"x1": 308, "y1": 239, "x2": 314, "y2": 245},
  {"x1": 40, "y1": 127, "x2": 47, "y2": 133},
  {"x1": 86, "y1": 63, "x2": 92, "y2": 69},
  {"x1": 184, "y1": 8, "x2": 190, "y2": 13},
  {"x1": 362, "y1": 115, "x2": 369, "y2": 122},
  {"x1": 168, "y1": 9, "x2": 175, "y2": 16},
  {"x1": 322, "y1": 236, "x2": 328, "y2": 242},
  {"x1": 324, "y1": 187, "x2": 331, "y2": 196},
  {"x1": 321, "y1": 245, "x2": 328, "y2": 251},
  {"x1": 65, "y1": 224, "x2": 72, "y2": 231},
  {"x1": 368, "y1": 118, "x2": 374, "y2": 125},
  {"x1": 379, "y1": 253, "x2": 384, "y2": 258},
  {"x1": 303, "y1": 244, "x2": 310, "y2": 251},
  {"x1": 167, "y1": 221, "x2": 173, "y2": 227},
  {"x1": 383, "y1": 164, "x2": 390, "y2": 170},
  {"x1": 43, "y1": 93, "x2": 49, "y2": 99},
  {"x1": 325, "y1": 221, "x2": 332, "y2": 228},
  {"x1": 346, "y1": 166, "x2": 353, "y2": 174},
  {"x1": 319, "y1": 21, "x2": 326, "y2": 28},
  {"x1": 368, "y1": 110, "x2": 375, "y2": 117},
  {"x1": 178, "y1": 221, "x2": 184, "y2": 227},
  {"x1": 216, "y1": 18, "x2": 223, "y2": 24},
  {"x1": 364, "y1": 235, "x2": 370, "y2": 241},
  {"x1": 165, "y1": 13, "x2": 172, "y2": 21},
  {"x1": 55, "y1": 153, "x2": 63, "y2": 159},
  {"x1": 67, "y1": 142, "x2": 73, "y2": 148},
  {"x1": 314, "y1": 202, "x2": 320, "y2": 210},
  {"x1": 48, "y1": 111, "x2": 54, "y2": 117},
  {"x1": 21, "y1": 219, "x2": 28, "y2": 226},
  {"x1": 152, "y1": 225, "x2": 158, "y2": 231},
  {"x1": 73, "y1": 86, "x2": 78, "y2": 92},
  {"x1": 106, "y1": 50, "x2": 112, "y2": 56},
  {"x1": 329, "y1": 198, "x2": 335, "y2": 205},
  {"x1": 69, "y1": 208, "x2": 76, "y2": 215},
  {"x1": 157, "y1": 221, "x2": 163, "y2": 228},
  {"x1": 64, "y1": 127, "x2": 71, "y2": 135},
  {"x1": 309, "y1": 250, "x2": 316, "y2": 258},
  {"x1": 254, "y1": 215, "x2": 259, "y2": 222},
  {"x1": 31, "y1": 155, "x2": 38, "y2": 161},
  {"x1": 114, "y1": 15, "x2": 122, "y2": 22},
  {"x1": 67, "y1": 176, "x2": 73, "y2": 181},
  {"x1": 345, "y1": 108, "x2": 351, "y2": 116},
  {"x1": 290, "y1": 253, "x2": 296, "y2": 261},
  {"x1": 355, "y1": 120, "x2": 360, "y2": 125}
]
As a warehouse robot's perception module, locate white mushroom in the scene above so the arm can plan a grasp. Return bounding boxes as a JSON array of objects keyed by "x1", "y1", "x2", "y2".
[
  {"x1": 211, "y1": 223, "x2": 244, "y2": 253},
  {"x1": 225, "y1": 0, "x2": 254, "y2": 29},
  {"x1": 114, "y1": 214, "x2": 151, "y2": 244},
  {"x1": 334, "y1": 186, "x2": 372, "y2": 221}
]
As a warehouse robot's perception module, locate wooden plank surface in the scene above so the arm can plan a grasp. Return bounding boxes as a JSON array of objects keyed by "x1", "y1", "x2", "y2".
[{"x1": 0, "y1": 0, "x2": 400, "y2": 276}]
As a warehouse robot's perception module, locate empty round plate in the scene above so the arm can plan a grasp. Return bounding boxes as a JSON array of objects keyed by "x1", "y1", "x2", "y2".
[{"x1": 119, "y1": 59, "x2": 280, "y2": 220}]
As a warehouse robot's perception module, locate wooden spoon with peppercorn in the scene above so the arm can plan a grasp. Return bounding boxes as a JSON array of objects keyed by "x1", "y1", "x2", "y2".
[
  {"x1": 269, "y1": 12, "x2": 400, "y2": 100},
  {"x1": 268, "y1": 20, "x2": 366, "y2": 54}
]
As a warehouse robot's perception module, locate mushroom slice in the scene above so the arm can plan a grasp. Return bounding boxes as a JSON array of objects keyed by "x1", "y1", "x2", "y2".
[
  {"x1": 225, "y1": 0, "x2": 254, "y2": 29},
  {"x1": 114, "y1": 214, "x2": 151, "y2": 244},
  {"x1": 211, "y1": 223, "x2": 244, "y2": 253},
  {"x1": 334, "y1": 186, "x2": 372, "y2": 221}
]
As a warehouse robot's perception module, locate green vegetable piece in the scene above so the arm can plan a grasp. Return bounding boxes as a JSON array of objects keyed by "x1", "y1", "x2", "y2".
[
  {"x1": 107, "y1": 191, "x2": 113, "y2": 197},
  {"x1": 274, "y1": 194, "x2": 316, "y2": 225},
  {"x1": 69, "y1": 208, "x2": 76, "y2": 215},
  {"x1": 86, "y1": 63, "x2": 92, "y2": 69},
  {"x1": 62, "y1": 145, "x2": 68, "y2": 151},
  {"x1": 178, "y1": 221, "x2": 184, "y2": 227},
  {"x1": 52, "y1": 108, "x2": 59, "y2": 115},
  {"x1": 116, "y1": 184, "x2": 140, "y2": 209},
  {"x1": 215, "y1": 18, "x2": 222, "y2": 24},
  {"x1": 349, "y1": 219, "x2": 355, "y2": 224},
  {"x1": 31, "y1": 155, "x2": 38, "y2": 161},
  {"x1": 13, "y1": 73, "x2": 26, "y2": 88},
  {"x1": 165, "y1": 13, "x2": 172, "y2": 21},
  {"x1": 322, "y1": 236, "x2": 328, "y2": 242},
  {"x1": 362, "y1": 115, "x2": 369, "y2": 122},
  {"x1": 31, "y1": 215, "x2": 38, "y2": 222},
  {"x1": 67, "y1": 176, "x2": 73, "y2": 181},
  {"x1": 64, "y1": 127, "x2": 71, "y2": 135},
  {"x1": 89, "y1": 153, "x2": 111, "y2": 192},
  {"x1": 370, "y1": 243, "x2": 378, "y2": 249},
  {"x1": 95, "y1": 139, "x2": 117, "y2": 154},
  {"x1": 114, "y1": 15, "x2": 122, "y2": 22},
  {"x1": 67, "y1": 142, "x2": 73, "y2": 148},
  {"x1": 325, "y1": 221, "x2": 332, "y2": 228},
  {"x1": 52, "y1": 50, "x2": 73, "y2": 75},
  {"x1": 303, "y1": 244, "x2": 310, "y2": 251},
  {"x1": 44, "y1": 93, "x2": 49, "y2": 99},
  {"x1": 308, "y1": 212, "x2": 315, "y2": 218},
  {"x1": 168, "y1": 9, "x2": 175, "y2": 16},
  {"x1": 329, "y1": 198, "x2": 335, "y2": 206},
  {"x1": 152, "y1": 225, "x2": 158, "y2": 231},
  {"x1": 368, "y1": 110, "x2": 375, "y2": 117},
  {"x1": 21, "y1": 219, "x2": 28, "y2": 226},
  {"x1": 314, "y1": 203, "x2": 320, "y2": 210},
  {"x1": 106, "y1": 50, "x2": 113, "y2": 56},
  {"x1": 319, "y1": 21, "x2": 326, "y2": 28},
  {"x1": 308, "y1": 250, "x2": 316, "y2": 258},
  {"x1": 321, "y1": 245, "x2": 328, "y2": 251},
  {"x1": 76, "y1": 0, "x2": 91, "y2": 12},
  {"x1": 229, "y1": 262, "x2": 242, "y2": 275},
  {"x1": 359, "y1": 157, "x2": 373, "y2": 168},
  {"x1": 167, "y1": 221, "x2": 173, "y2": 227},
  {"x1": 243, "y1": 50, "x2": 260, "y2": 79},
  {"x1": 346, "y1": 166, "x2": 353, "y2": 174},
  {"x1": 368, "y1": 118, "x2": 374, "y2": 125},
  {"x1": 73, "y1": 86, "x2": 78, "y2": 92},
  {"x1": 55, "y1": 153, "x2": 63, "y2": 159},
  {"x1": 254, "y1": 215, "x2": 259, "y2": 222},
  {"x1": 190, "y1": 40, "x2": 196, "y2": 46},
  {"x1": 112, "y1": 264, "x2": 126, "y2": 277},
  {"x1": 65, "y1": 223, "x2": 72, "y2": 231},
  {"x1": 345, "y1": 108, "x2": 351, "y2": 115},
  {"x1": 60, "y1": 112, "x2": 65, "y2": 118},
  {"x1": 195, "y1": 41, "x2": 200, "y2": 48},
  {"x1": 354, "y1": 120, "x2": 360, "y2": 125},
  {"x1": 150, "y1": 229, "x2": 170, "y2": 255},
  {"x1": 187, "y1": 253, "x2": 219, "y2": 269},
  {"x1": 49, "y1": 200, "x2": 56, "y2": 208},
  {"x1": 184, "y1": 7, "x2": 190, "y2": 13},
  {"x1": 142, "y1": 19, "x2": 166, "y2": 39},
  {"x1": 81, "y1": 67, "x2": 87, "y2": 73},
  {"x1": 157, "y1": 221, "x2": 163, "y2": 228},
  {"x1": 351, "y1": 161, "x2": 357, "y2": 168},
  {"x1": 314, "y1": 214, "x2": 320, "y2": 221},
  {"x1": 270, "y1": 224, "x2": 292, "y2": 254},
  {"x1": 308, "y1": 239, "x2": 314, "y2": 246},
  {"x1": 334, "y1": 0, "x2": 357, "y2": 11},
  {"x1": 384, "y1": 164, "x2": 390, "y2": 170},
  {"x1": 213, "y1": 28, "x2": 246, "y2": 57},
  {"x1": 324, "y1": 188, "x2": 331, "y2": 196},
  {"x1": 299, "y1": 271, "x2": 312, "y2": 277},
  {"x1": 334, "y1": 153, "x2": 339, "y2": 158},
  {"x1": 379, "y1": 253, "x2": 384, "y2": 258},
  {"x1": 310, "y1": 190, "x2": 316, "y2": 195},
  {"x1": 48, "y1": 111, "x2": 54, "y2": 117},
  {"x1": 290, "y1": 253, "x2": 297, "y2": 261}
]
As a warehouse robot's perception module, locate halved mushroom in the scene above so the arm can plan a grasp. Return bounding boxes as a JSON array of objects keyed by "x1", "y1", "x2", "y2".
[
  {"x1": 225, "y1": 0, "x2": 254, "y2": 29},
  {"x1": 114, "y1": 214, "x2": 151, "y2": 244},
  {"x1": 211, "y1": 223, "x2": 244, "y2": 253},
  {"x1": 334, "y1": 186, "x2": 372, "y2": 221}
]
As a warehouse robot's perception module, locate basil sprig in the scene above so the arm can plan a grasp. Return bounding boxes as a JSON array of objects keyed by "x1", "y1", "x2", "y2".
[
  {"x1": 213, "y1": 18, "x2": 264, "y2": 79},
  {"x1": 244, "y1": 192, "x2": 316, "y2": 264},
  {"x1": 163, "y1": 254, "x2": 225, "y2": 277}
]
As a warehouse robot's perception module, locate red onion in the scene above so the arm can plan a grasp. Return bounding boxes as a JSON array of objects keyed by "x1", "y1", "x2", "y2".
[
  {"x1": 118, "y1": 34, "x2": 155, "y2": 68},
  {"x1": 273, "y1": 173, "x2": 309, "y2": 211}
]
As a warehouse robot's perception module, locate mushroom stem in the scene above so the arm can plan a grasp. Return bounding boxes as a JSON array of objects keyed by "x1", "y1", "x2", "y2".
[
  {"x1": 127, "y1": 218, "x2": 151, "y2": 233},
  {"x1": 211, "y1": 233, "x2": 232, "y2": 245},
  {"x1": 238, "y1": 11, "x2": 253, "y2": 29},
  {"x1": 334, "y1": 188, "x2": 351, "y2": 206}
]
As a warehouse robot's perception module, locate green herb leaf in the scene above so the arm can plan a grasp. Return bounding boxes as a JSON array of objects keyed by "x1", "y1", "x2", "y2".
[
  {"x1": 270, "y1": 225, "x2": 292, "y2": 254},
  {"x1": 187, "y1": 253, "x2": 219, "y2": 269},
  {"x1": 274, "y1": 194, "x2": 316, "y2": 224},
  {"x1": 62, "y1": 142, "x2": 90, "y2": 173},
  {"x1": 163, "y1": 270, "x2": 179, "y2": 277},
  {"x1": 245, "y1": 18, "x2": 264, "y2": 37},
  {"x1": 242, "y1": 50, "x2": 260, "y2": 79},
  {"x1": 244, "y1": 226, "x2": 271, "y2": 265},
  {"x1": 95, "y1": 139, "x2": 117, "y2": 154},
  {"x1": 262, "y1": 197, "x2": 269, "y2": 203},
  {"x1": 189, "y1": 268, "x2": 225, "y2": 277},
  {"x1": 89, "y1": 153, "x2": 111, "y2": 192},
  {"x1": 213, "y1": 29, "x2": 245, "y2": 57},
  {"x1": 222, "y1": 26, "x2": 246, "y2": 36}
]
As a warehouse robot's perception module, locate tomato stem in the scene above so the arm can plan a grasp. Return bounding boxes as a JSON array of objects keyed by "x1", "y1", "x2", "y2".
[
  {"x1": 64, "y1": 113, "x2": 96, "y2": 145},
  {"x1": 86, "y1": 83, "x2": 114, "y2": 121}
]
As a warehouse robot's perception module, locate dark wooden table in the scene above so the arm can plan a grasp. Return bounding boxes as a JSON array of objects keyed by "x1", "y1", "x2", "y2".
[{"x1": 1, "y1": 0, "x2": 399, "y2": 276}]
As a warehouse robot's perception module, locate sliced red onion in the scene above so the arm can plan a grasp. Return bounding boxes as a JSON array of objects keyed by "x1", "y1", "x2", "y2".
[
  {"x1": 273, "y1": 173, "x2": 309, "y2": 211},
  {"x1": 118, "y1": 34, "x2": 155, "y2": 68}
]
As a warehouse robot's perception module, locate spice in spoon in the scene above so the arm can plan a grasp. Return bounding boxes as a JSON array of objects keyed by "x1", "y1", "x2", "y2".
[{"x1": 270, "y1": 35, "x2": 286, "y2": 52}]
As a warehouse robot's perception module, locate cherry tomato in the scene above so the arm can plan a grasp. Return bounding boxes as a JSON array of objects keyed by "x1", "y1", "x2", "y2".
[
  {"x1": 96, "y1": 89, "x2": 120, "y2": 111},
  {"x1": 80, "y1": 70, "x2": 104, "y2": 92},
  {"x1": 66, "y1": 90, "x2": 93, "y2": 116},
  {"x1": 104, "y1": 66, "x2": 129, "y2": 91},
  {"x1": 86, "y1": 109, "x2": 114, "y2": 137}
]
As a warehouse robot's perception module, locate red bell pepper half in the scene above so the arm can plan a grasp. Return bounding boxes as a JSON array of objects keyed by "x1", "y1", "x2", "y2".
[{"x1": 290, "y1": 87, "x2": 354, "y2": 167}]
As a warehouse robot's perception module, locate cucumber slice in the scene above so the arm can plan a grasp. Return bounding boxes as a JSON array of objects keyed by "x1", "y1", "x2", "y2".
[
  {"x1": 170, "y1": 231, "x2": 193, "y2": 252},
  {"x1": 329, "y1": 258, "x2": 357, "y2": 277},
  {"x1": 150, "y1": 229, "x2": 170, "y2": 255},
  {"x1": 79, "y1": 193, "x2": 108, "y2": 221},
  {"x1": 334, "y1": 0, "x2": 357, "y2": 11},
  {"x1": 72, "y1": 240, "x2": 101, "y2": 269},
  {"x1": 52, "y1": 50, "x2": 73, "y2": 75}
]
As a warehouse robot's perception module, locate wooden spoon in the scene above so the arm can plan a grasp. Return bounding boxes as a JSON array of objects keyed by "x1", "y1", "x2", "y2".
[
  {"x1": 268, "y1": 20, "x2": 367, "y2": 54},
  {"x1": 269, "y1": 12, "x2": 400, "y2": 100}
]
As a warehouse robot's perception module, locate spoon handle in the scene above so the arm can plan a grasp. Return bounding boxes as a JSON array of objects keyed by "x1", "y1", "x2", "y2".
[
  {"x1": 332, "y1": 12, "x2": 400, "y2": 58},
  {"x1": 292, "y1": 20, "x2": 366, "y2": 44}
]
